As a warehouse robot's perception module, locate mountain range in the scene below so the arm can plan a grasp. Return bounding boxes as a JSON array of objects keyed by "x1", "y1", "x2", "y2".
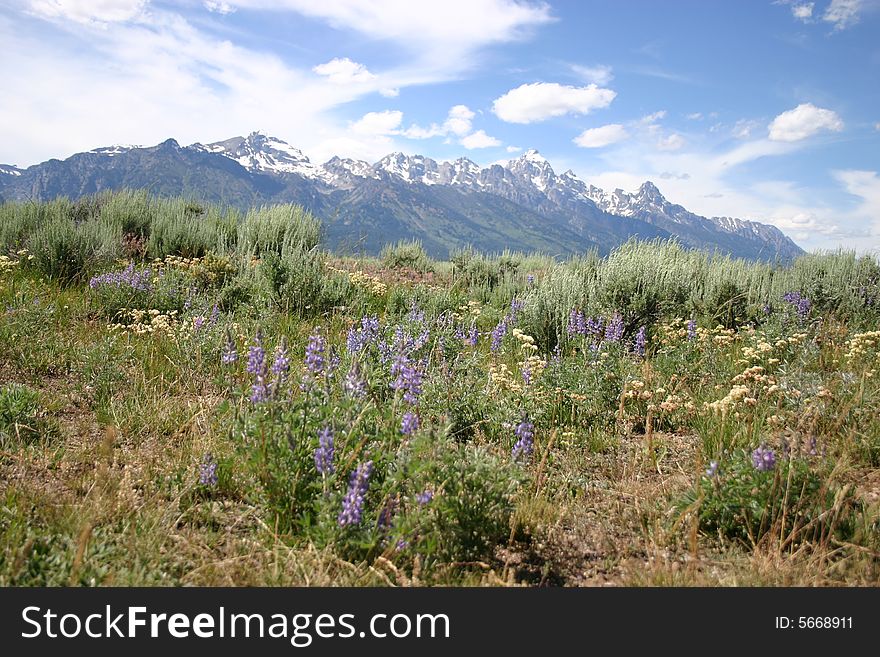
[{"x1": 0, "y1": 132, "x2": 804, "y2": 261}]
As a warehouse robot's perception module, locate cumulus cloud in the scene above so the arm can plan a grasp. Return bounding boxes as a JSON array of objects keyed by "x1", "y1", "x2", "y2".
[
  {"x1": 685, "y1": 112, "x2": 703, "y2": 120},
  {"x1": 823, "y1": 0, "x2": 862, "y2": 30},
  {"x1": 657, "y1": 133, "x2": 685, "y2": 151},
  {"x1": 639, "y1": 110, "x2": 667, "y2": 124},
  {"x1": 28, "y1": 0, "x2": 147, "y2": 24},
  {"x1": 204, "y1": 1, "x2": 235, "y2": 14},
  {"x1": 313, "y1": 57, "x2": 376, "y2": 84},
  {"x1": 506, "y1": 145, "x2": 522, "y2": 153},
  {"x1": 571, "y1": 64, "x2": 613, "y2": 85},
  {"x1": 492, "y1": 82, "x2": 616, "y2": 124},
  {"x1": 573, "y1": 124, "x2": 629, "y2": 148},
  {"x1": 401, "y1": 105, "x2": 475, "y2": 139},
  {"x1": 791, "y1": 2, "x2": 814, "y2": 20},
  {"x1": 379, "y1": 88, "x2": 399, "y2": 98},
  {"x1": 350, "y1": 110, "x2": 403, "y2": 135},
  {"x1": 460, "y1": 130, "x2": 501, "y2": 149},
  {"x1": 768, "y1": 103, "x2": 844, "y2": 142}
]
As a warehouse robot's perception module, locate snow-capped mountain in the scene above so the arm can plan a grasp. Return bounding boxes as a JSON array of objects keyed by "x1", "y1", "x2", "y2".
[{"x1": 0, "y1": 133, "x2": 804, "y2": 261}]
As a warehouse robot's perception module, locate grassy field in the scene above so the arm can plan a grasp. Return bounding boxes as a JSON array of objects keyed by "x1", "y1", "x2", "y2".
[{"x1": 1, "y1": 191, "x2": 878, "y2": 586}]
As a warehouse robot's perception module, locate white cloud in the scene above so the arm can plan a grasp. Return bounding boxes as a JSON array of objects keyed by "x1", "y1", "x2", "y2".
[
  {"x1": 768, "y1": 103, "x2": 844, "y2": 142},
  {"x1": 208, "y1": 0, "x2": 554, "y2": 62},
  {"x1": 460, "y1": 130, "x2": 501, "y2": 149},
  {"x1": 833, "y1": 169, "x2": 880, "y2": 232},
  {"x1": 573, "y1": 123, "x2": 629, "y2": 148},
  {"x1": 505, "y1": 145, "x2": 522, "y2": 153},
  {"x1": 571, "y1": 64, "x2": 613, "y2": 85},
  {"x1": 402, "y1": 104, "x2": 475, "y2": 139},
  {"x1": 733, "y1": 118, "x2": 762, "y2": 139},
  {"x1": 639, "y1": 110, "x2": 667, "y2": 124},
  {"x1": 28, "y1": 0, "x2": 147, "y2": 24},
  {"x1": 823, "y1": 0, "x2": 862, "y2": 30},
  {"x1": 204, "y1": 1, "x2": 235, "y2": 14},
  {"x1": 313, "y1": 57, "x2": 376, "y2": 84},
  {"x1": 379, "y1": 87, "x2": 399, "y2": 98},
  {"x1": 791, "y1": 2, "x2": 814, "y2": 20},
  {"x1": 492, "y1": 82, "x2": 616, "y2": 124},
  {"x1": 350, "y1": 110, "x2": 403, "y2": 136},
  {"x1": 657, "y1": 133, "x2": 685, "y2": 151},
  {"x1": 685, "y1": 112, "x2": 703, "y2": 120}
]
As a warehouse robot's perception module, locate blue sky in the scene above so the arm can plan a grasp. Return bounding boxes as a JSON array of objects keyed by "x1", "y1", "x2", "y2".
[{"x1": 1, "y1": 0, "x2": 878, "y2": 250}]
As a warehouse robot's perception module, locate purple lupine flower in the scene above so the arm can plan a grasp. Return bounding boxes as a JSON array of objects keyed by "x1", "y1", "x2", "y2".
[
  {"x1": 705, "y1": 460, "x2": 719, "y2": 478},
  {"x1": 510, "y1": 298, "x2": 525, "y2": 318},
  {"x1": 209, "y1": 303, "x2": 220, "y2": 326},
  {"x1": 604, "y1": 313, "x2": 624, "y2": 343},
  {"x1": 527, "y1": 274, "x2": 535, "y2": 285},
  {"x1": 246, "y1": 330, "x2": 265, "y2": 375},
  {"x1": 416, "y1": 489, "x2": 434, "y2": 505},
  {"x1": 751, "y1": 445, "x2": 776, "y2": 472},
  {"x1": 568, "y1": 309, "x2": 586, "y2": 336},
  {"x1": 198, "y1": 453, "x2": 218, "y2": 487},
  {"x1": 378, "y1": 496, "x2": 398, "y2": 532},
  {"x1": 271, "y1": 338, "x2": 290, "y2": 376},
  {"x1": 347, "y1": 315, "x2": 380, "y2": 354},
  {"x1": 490, "y1": 318, "x2": 508, "y2": 352},
  {"x1": 338, "y1": 461, "x2": 373, "y2": 527},
  {"x1": 88, "y1": 263, "x2": 153, "y2": 293},
  {"x1": 391, "y1": 352, "x2": 423, "y2": 405},
  {"x1": 783, "y1": 292, "x2": 811, "y2": 320},
  {"x1": 512, "y1": 418, "x2": 535, "y2": 461},
  {"x1": 633, "y1": 326, "x2": 647, "y2": 357},
  {"x1": 250, "y1": 375, "x2": 269, "y2": 403},
  {"x1": 401, "y1": 411, "x2": 420, "y2": 435},
  {"x1": 522, "y1": 363, "x2": 533, "y2": 385},
  {"x1": 221, "y1": 331, "x2": 238, "y2": 365},
  {"x1": 466, "y1": 322, "x2": 479, "y2": 347},
  {"x1": 407, "y1": 300, "x2": 425, "y2": 323},
  {"x1": 762, "y1": 303, "x2": 772, "y2": 316},
  {"x1": 453, "y1": 325, "x2": 466, "y2": 340},
  {"x1": 687, "y1": 318, "x2": 697, "y2": 341},
  {"x1": 343, "y1": 363, "x2": 367, "y2": 399},
  {"x1": 193, "y1": 316, "x2": 206, "y2": 332},
  {"x1": 586, "y1": 316, "x2": 604, "y2": 340},
  {"x1": 304, "y1": 331, "x2": 326, "y2": 376},
  {"x1": 314, "y1": 426, "x2": 335, "y2": 475}
]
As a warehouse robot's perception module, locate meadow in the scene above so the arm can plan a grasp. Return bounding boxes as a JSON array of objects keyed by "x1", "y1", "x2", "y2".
[{"x1": 1, "y1": 190, "x2": 878, "y2": 586}]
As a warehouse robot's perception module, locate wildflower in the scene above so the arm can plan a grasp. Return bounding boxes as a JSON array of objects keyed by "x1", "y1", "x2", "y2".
[
  {"x1": 604, "y1": 313, "x2": 624, "y2": 343},
  {"x1": 221, "y1": 331, "x2": 238, "y2": 365},
  {"x1": 209, "y1": 303, "x2": 220, "y2": 325},
  {"x1": 338, "y1": 461, "x2": 373, "y2": 527},
  {"x1": 416, "y1": 489, "x2": 434, "y2": 505},
  {"x1": 246, "y1": 330, "x2": 265, "y2": 375},
  {"x1": 314, "y1": 426, "x2": 335, "y2": 475},
  {"x1": 343, "y1": 363, "x2": 367, "y2": 398},
  {"x1": 633, "y1": 325, "x2": 647, "y2": 357},
  {"x1": 249, "y1": 375, "x2": 269, "y2": 404},
  {"x1": 346, "y1": 315, "x2": 379, "y2": 355},
  {"x1": 687, "y1": 318, "x2": 697, "y2": 341},
  {"x1": 568, "y1": 309, "x2": 586, "y2": 336},
  {"x1": 705, "y1": 461, "x2": 719, "y2": 478},
  {"x1": 391, "y1": 351, "x2": 423, "y2": 405},
  {"x1": 490, "y1": 318, "x2": 508, "y2": 352},
  {"x1": 782, "y1": 291, "x2": 811, "y2": 320},
  {"x1": 751, "y1": 445, "x2": 776, "y2": 472},
  {"x1": 527, "y1": 274, "x2": 535, "y2": 285},
  {"x1": 305, "y1": 331, "x2": 326, "y2": 376},
  {"x1": 510, "y1": 298, "x2": 525, "y2": 318},
  {"x1": 401, "y1": 411, "x2": 420, "y2": 435},
  {"x1": 466, "y1": 322, "x2": 479, "y2": 347},
  {"x1": 512, "y1": 417, "x2": 535, "y2": 461},
  {"x1": 271, "y1": 338, "x2": 290, "y2": 376},
  {"x1": 198, "y1": 453, "x2": 218, "y2": 487},
  {"x1": 407, "y1": 299, "x2": 425, "y2": 323}
]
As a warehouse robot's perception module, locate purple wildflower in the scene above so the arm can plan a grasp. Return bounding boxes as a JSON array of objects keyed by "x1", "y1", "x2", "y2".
[
  {"x1": 250, "y1": 375, "x2": 269, "y2": 403},
  {"x1": 705, "y1": 460, "x2": 719, "y2": 478},
  {"x1": 633, "y1": 326, "x2": 647, "y2": 357},
  {"x1": 512, "y1": 418, "x2": 535, "y2": 461},
  {"x1": 490, "y1": 318, "x2": 508, "y2": 352},
  {"x1": 510, "y1": 298, "x2": 525, "y2": 318},
  {"x1": 527, "y1": 274, "x2": 535, "y2": 285},
  {"x1": 209, "y1": 303, "x2": 219, "y2": 325},
  {"x1": 338, "y1": 461, "x2": 373, "y2": 527},
  {"x1": 347, "y1": 315, "x2": 379, "y2": 354},
  {"x1": 751, "y1": 445, "x2": 776, "y2": 472},
  {"x1": 783, "y1": 292, "x2": 812, "y2": 320},
  {"x1": 198, "y1": 453, "x2": 218, "y2": 487},
  {"x1": 304, "y1": 331, "x2": 326, "y2": 376},
  {"x1": 407, "y1": 299, "x2": 425, "y2": 323},
  {"x1": 271, "y1": 338, "x2": 290, "y2": 376},
  {"x1": 343, "y1": 363, "x2": 367, "y2": 399},
  {"x1": 466, "y1": 322, "x2": 479, "y2": 347},
  {"x1": 416, "y1": 489, "x2": 434, "y2": 505},
  {"x1": 314, "y1": 426, "x2": 335, "y2": 475},
  {"x1": 391, "y1": 351, "x2": 423, "y2": 405},
  {"x1": 604, "y1": 313, "x2": 624, "y2": 343},
  {"x1": 221, "y1": 331, "x2": 238, "y2": 365},
  {"x1": 687, "y1": 318, "x2": 697, "y2": 341},
  {"x1": 401, "y1": 411, "x2": 420, "y2": 435},
  {"x1": 246, "y1": 330, "x2": 265, "y2": 375},
  {"x1": 88, "y1": 263, "x2": 153, "y2": 293},
  {"x1": 193, "y1": 316, "x2": 206, "y2": 332},
  {"x1": 568, "y1": 309, "x2": 586, "y2": 336}
]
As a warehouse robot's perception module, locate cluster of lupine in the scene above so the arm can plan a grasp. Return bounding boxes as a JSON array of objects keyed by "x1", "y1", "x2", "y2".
[
  {"x1": 490, "y1": 299, "x2": 525, "y2": 352},
  {"x1": 346, "y1": 315, "x2": 380, "y2": 355},
  {"x1": 633, "y1": 326, "x2": 647, "y2": 357},
  {"x1": 391, "y1": 348, "x2": 424, "y2": 405},
  {"x1": 401, "y1": 411, "x2": 420, "y2": 435},
  {"x1": 782, "y1": 291, "x2": 812, "y2": 321},
  {"x1": 751, "y1": 445, "x2": 777, "y2": 472},
  {"x1": 511, "y1": 418, "x2": 535, "y2": 461},
  {"x1": 314, "y1": 426, "x2": 335, "y2": 476},
  {"x1": 453, "y1": 321, "x2": 479, "y2": 347},
  {"x1": 338, "y1": 461, "x2": 373, "y2": 527},
  {"x1": 567, "y1": 309, "x2": 629, "y2": 351},
  {"x1": 342, "y1": 362, "x2": 367, "y2": 399},
  {"x1": 198, "y1": 452, "x2": 218, "y2": 487},
  {"x1": 221, "y1": 330, "x2": 238, "y2": 365},
  {"x1": 89, "y1": 263, "x2": 153, "y2": 292},
  {"x1": 687, "y1": 318, "x2": 697, "y2": 341},
  {"x1": 246, "y1": 330, "x2": 269, "y2": 403}
]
